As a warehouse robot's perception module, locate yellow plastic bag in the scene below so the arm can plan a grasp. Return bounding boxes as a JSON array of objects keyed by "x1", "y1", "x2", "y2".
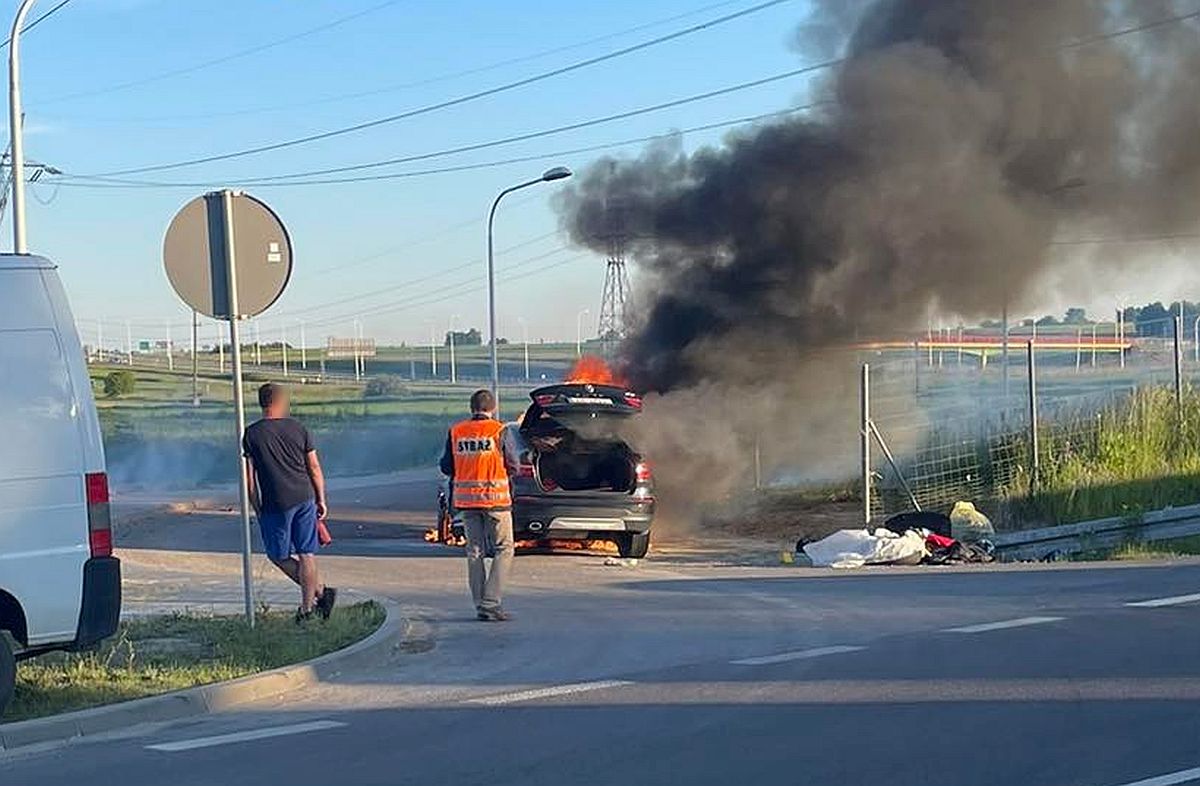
[{"x1": 950, "y1": 501, "x2": 994, "y2": 542}]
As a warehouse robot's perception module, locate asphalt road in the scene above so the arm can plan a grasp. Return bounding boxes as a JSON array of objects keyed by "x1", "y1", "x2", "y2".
[{"x1": 4, "y1": 473, "x2": 1200, "y2": 786}]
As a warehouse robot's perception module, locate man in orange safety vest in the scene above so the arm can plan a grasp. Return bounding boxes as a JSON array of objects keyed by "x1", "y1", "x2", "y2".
[{"x1": 439, "y1": 389, "x2": 519, "y2": 621}]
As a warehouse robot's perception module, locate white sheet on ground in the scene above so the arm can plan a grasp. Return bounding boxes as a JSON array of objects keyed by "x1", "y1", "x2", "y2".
[{"x1": 803, "y1": 528, "x2": 928, "y2": 569}]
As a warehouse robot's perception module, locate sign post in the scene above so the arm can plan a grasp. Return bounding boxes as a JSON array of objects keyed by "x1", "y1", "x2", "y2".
[{"x1": 163, "y1": 190, "x2": 293, "y2": 627}]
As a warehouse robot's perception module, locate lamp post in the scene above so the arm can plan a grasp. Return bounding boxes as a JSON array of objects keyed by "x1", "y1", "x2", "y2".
[
  {"x1": 518, "y1": 316, "x2": 530, "y2": 381},
  {"x1": 8, "y1": 0, "x2": 40, "y2": 253},
  {"x1": 281, "y1": 322, "x2": 289, "y2": 377},
  {"x1": 576, "y1": 308, "x2": 591, "y2": 357},
  {"x1": 427, "y1": 321, "x2": 438, "y2": 378},
  {"x1": 487, "y1": 166, "x2": 572, "y2": 403},
  {"x1": 448, "y1": 313, "x2": 459, "y2": 385},
  {"x1": 297, "y1": 319, "x2": 307, "y2": 370}
]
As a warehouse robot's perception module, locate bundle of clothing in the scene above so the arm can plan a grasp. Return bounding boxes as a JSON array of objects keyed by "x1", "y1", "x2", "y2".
[{"x1": 798, "y1": 508, "x2": 995, "y2": 569}]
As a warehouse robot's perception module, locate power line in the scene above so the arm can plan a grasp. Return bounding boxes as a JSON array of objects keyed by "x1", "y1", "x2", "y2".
[
  {"x1": 55, "y1": 0, "x2": 747, "y2": 124},
  {"x1": 77, "y1": 0, "x2": 796, "y2": 177},
  {"x1": 32, "y1": 0, "x2": 408, "y2": 105},
  {"x1": 0, "y1": 0, "x2": 74, "y2": 49},
  {"x1": 1060, "y1": 8, "x2": 1200, "y2": 50},
  {"x1": 55, "y1": 78, "x2": 829, "y2": 190}
]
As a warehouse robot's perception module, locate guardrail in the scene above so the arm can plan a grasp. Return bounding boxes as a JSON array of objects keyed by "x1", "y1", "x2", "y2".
[{"x1": 993, "y1": 503, "x2": 1200, "y2": 560}]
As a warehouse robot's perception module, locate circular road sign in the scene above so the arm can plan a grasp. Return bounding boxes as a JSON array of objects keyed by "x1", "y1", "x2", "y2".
[{"x1": 163, "y1": 191, "x2": 293, "y2": 319}]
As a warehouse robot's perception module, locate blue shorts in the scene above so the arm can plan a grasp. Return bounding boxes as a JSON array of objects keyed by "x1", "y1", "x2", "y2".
[{"x1": 258, "y1": 499, "x2": 318, "y2": 562}]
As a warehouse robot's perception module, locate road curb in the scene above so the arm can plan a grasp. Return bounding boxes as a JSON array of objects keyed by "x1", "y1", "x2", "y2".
[{"x1": 0, "y1": 598, "x2": 409, "y2": 753}]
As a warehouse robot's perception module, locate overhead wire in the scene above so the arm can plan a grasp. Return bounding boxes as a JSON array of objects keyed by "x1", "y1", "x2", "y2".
[
  {"x1": 32, "y1": 0, "x2": 409, "y2": 105},
  {"x1": 55, "y1": 0, "x2": 748, "y2": 124},
  {"x1": 75, "y1": 0, "x2": 797, "y2": 177},
  {"x1": 0, "y1": 0, "x2": 73, "y2": 49}
]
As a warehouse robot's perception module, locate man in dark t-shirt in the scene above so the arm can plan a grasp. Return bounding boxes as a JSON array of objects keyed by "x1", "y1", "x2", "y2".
[{"x1": 243, "y1": 383, "x2": 335, "y2": 621}]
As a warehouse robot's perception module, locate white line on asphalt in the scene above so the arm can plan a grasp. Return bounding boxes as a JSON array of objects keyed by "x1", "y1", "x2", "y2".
[
  {"x1": 942, "y1": 616, "x2": 1064, "y2": 634},
  {"x1": 145, "y1": 720, "x2": 347, "y2": 752},
  {"x1": 1110, "y1": 765, "x2": 1200, "y2": 786},
  {"x1": 731, "y1": 645, "x2": 866, "y2": 666},
  {"x1": 467, "y1": 680, "x2": 634, "y2": 706},
  {"x1": 1125, "y1": 593, "x2": 1200, "y2": 608}
]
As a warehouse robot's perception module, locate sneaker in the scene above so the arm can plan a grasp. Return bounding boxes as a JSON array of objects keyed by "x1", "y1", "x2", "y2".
[
  {"x1": 295, "y1": 607, "x2": 315, "y2": 625},
  {"x1": 476, "y1": 611, "x2": 490, "y2": 621},
  {"x1": 481, "y1": 608, "x2": 509, "y2": 622},
  {"x1": 316, "y1": 586, "x2": 338, "y2": 620}
]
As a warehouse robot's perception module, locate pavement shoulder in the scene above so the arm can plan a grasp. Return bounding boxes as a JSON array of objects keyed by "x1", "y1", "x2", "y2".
[{"x1": 0, "y1": 598, "x2": 410, "y2": 753}]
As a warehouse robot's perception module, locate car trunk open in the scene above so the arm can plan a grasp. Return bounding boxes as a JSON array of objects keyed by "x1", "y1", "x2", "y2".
[{"x1": 531, "y1": 432, "x2": 637, "y2": 493}]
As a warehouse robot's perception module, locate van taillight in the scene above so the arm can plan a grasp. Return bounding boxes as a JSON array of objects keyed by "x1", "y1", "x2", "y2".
[
  {"x1": 635, "y1": 461, "x2": 652, "y2": 482},
  {"x1": 85, "y1": 472, "x2": 113, "y2": 557}
]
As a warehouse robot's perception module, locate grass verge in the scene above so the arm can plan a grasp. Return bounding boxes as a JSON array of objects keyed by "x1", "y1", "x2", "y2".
[{"x1": 2, "y1": 601, "x2": 384, "y2": 724}]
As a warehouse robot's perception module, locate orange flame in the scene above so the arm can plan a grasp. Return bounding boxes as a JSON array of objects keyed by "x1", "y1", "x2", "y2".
[{"x1": 564, "y1": 355, "x2": 627, "y2": 387}]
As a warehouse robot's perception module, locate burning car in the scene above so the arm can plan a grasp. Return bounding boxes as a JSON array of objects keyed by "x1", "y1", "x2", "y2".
[
  {"x1": 430, "y1": 357, "x2": 655, "y2": 557},
  {"x1": 508, "y1": 380, "x2": 654, "y2": 557}
]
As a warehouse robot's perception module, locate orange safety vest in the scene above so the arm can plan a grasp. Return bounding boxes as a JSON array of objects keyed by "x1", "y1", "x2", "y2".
[{"x1": 449, "y1": 417, "x2": 512, "y2": 509}]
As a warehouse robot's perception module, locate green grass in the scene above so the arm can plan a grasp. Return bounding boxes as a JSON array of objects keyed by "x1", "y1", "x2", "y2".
[
  {"x1": 1076, "y1": 535, "x2": 1200, "y2": 561},
  {"x1": 3, "y1": 601, "x2": 384, "y2": 723}
]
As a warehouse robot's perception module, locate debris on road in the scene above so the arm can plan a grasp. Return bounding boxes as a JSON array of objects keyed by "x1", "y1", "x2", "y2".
[
  {"x1": 603, "y1": 557, "x2": 640, "y2": 568},
  {"x1": 950, "y1": 501, "x2": 995, "y2": 542}
]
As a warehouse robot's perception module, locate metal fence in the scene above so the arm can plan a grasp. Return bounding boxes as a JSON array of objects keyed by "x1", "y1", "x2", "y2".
[{"x1": 860, "y1": 315, "x2": 1199, "y2": 528}]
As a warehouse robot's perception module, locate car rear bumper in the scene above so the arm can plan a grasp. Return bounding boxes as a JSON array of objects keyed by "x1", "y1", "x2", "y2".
[{"x1": 513, "y1": 496, "x2": 653, "y2": 536}]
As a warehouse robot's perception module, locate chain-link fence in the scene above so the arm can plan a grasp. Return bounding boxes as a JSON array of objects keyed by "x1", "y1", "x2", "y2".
[{"x1": 862, "y1": 315, "x2": 1200, "y2": 529}]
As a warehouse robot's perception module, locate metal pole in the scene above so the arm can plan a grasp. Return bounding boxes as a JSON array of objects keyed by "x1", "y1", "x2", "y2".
[
  {"x1": 912, "y1": 339, "x2": 920, "y2": 395},
  {"x1": 448, "y1": 315, "x2": 457, "y2": 385},
  {"x1": 7, "y1": 0, "x2": 36, "y2": 254},
  {"x1": 1001, "y1": 304, "x2": 1010, "y2": 400},
  {"x1": 860, "y1": 363, "x2": 871, "y2": 526},
  {"x1": 254, "y1": 321, "x2": 261, "y2": 366},
  {"x1": 1193, "y1": 314, "x2": 1200, "y2": 366},
  {"x1": 281, "y1": 322, "x2": 288, "y2": 377},
  {"x1": 1115, "y1": 309, "x2": 1123, "y2": 368},
  {"x1": 1175, "y1": 315, "x2": 1184, "y2": 419},
  {"x1": 191, "y1": 309, "x2": 199, "y2": 407},
  {"x1": 1091, "y1": 324, "x2": 1097, "y2": 367},
  {"x1": 523, "y1": 323, "x2": 530, "y2": 381},
  {"x1": 429, "y1": 324, "x2": 437, "y2": 377},
  {"x1": 1027, "y1": 339, "x2": 1039, "y2": 493},
  {"x1": 1075, "y1": 328, "x2": 1082, "y2": 372},
  {"x1": 220, "y1": 190, "x2": 255, "y2": 627},
  {"x1": 96, "y1": 318, "x2": 103, "y2": 363},
  {"x1": 957, "y1": 326, "x2": 963, "y2": 367},
  {"x1": 299, "y1": 321, "x2": 307, "y2": 370},
  {"x1": 218, "y1": 322, "x2": 225, "y2": 374},
  {"x1": 166, "y1": 322, "x2": 173, "y2": 372},
  {"x1": 753, "y1": 436, "x2": 762, "y2": 492},
  {"x1": 576, "y1": 308, "x2": 589, "y2": 357},
  {"x1": 125, "y1": 320, "x2": 133, "y2": 365}
]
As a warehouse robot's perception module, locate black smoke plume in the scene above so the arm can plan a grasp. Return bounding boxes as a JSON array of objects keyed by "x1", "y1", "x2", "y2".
[
  {"x1": 559, "y1": 0, "x2": 1200, "y2": 392},
  {"x1": 555, "y1": 1, "x2": 1200, "y2": 512}
]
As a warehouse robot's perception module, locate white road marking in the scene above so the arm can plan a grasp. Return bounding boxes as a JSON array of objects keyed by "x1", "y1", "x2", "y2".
[
  {"x1": 942, "y1": 616, "x2": 1064, "y2": 634},
  {"x1": 1110, "y1": 765, "x2": 1200, "y2": 786},
  {"x1": 1126, "y1": 593, "x2": 1200, "y2": 608},
  {"x1": 731, "y1": 645, "x2": 866, "y2": 666},
  {"x1": 145, "y1": 720, "x2": 346, "y2": 752},
  {"x1": 467, "y1": 680, "x2": 633, "y2": 706}
]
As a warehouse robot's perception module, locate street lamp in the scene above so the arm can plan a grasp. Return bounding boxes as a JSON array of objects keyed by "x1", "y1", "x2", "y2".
[
  {"x1": 8, "y1": 0, "x2": 40, "y2": 254},
  {"x1": 427, "y1": 320, "x2": 438, "y2": 378},
  {"x1": 487, "y1": 166, "x2": 572, "y2": 402},
  {"x1": 576, "y1": 308, "x2": 590, "y2": 357},
  {"x1": 518, "y1": 316, "x2": 530, "y2": 381},
  {"x1": 448, "y1": 313, "x2": 459, "y2": 385}
]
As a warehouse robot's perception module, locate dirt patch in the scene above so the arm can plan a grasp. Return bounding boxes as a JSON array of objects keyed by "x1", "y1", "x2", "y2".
[{"x1": 702, "y1": 486, "x2": 863, "y2": 545}]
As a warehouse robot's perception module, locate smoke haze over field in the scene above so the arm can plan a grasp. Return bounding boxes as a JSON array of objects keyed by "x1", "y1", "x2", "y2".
[{"x1": 557, "y1": 0, "x2": 1200, "y2": 508}]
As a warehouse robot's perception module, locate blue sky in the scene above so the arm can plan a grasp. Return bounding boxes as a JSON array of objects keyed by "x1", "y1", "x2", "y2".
[{"x1": 7, "y1": 0, "x2": 817, "y2": 349}]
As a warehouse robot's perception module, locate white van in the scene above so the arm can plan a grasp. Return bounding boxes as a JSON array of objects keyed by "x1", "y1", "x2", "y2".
[{"x1": 0, "y1": 254, "x2": 121, "y2": 714}]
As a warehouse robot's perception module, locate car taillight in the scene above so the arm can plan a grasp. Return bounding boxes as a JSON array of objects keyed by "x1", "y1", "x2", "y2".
[
  {"x1": 85, "y1": 472, "x2": 113, "y2": 557},
  {"x1": 635, "y1": 461, "x2": 652, "y2": 482},
  {"x1": 624, "y1": 393, "x2": 643, "y2": 409},
  {"x1": 535, "y1": 394, "x2": 557, "y2": 406}
]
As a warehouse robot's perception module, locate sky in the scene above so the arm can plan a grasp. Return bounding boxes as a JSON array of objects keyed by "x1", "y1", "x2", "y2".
[{"x1": 6, "y1": 0, "x2": 819, "y2": 350}]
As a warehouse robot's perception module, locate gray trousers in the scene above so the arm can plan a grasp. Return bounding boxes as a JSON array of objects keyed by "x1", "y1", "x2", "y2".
[{"x1": 462, "y1": 508, "x2": 514, "y2": 612}]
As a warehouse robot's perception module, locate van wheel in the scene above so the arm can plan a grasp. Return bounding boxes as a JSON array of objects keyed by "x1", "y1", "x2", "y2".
[
  {"x1": 0, "y1": 634, "x2": 14, "y2": 716},
  {"x1": 616, "y1": 532, "x2": 650, "y2": 559}
]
